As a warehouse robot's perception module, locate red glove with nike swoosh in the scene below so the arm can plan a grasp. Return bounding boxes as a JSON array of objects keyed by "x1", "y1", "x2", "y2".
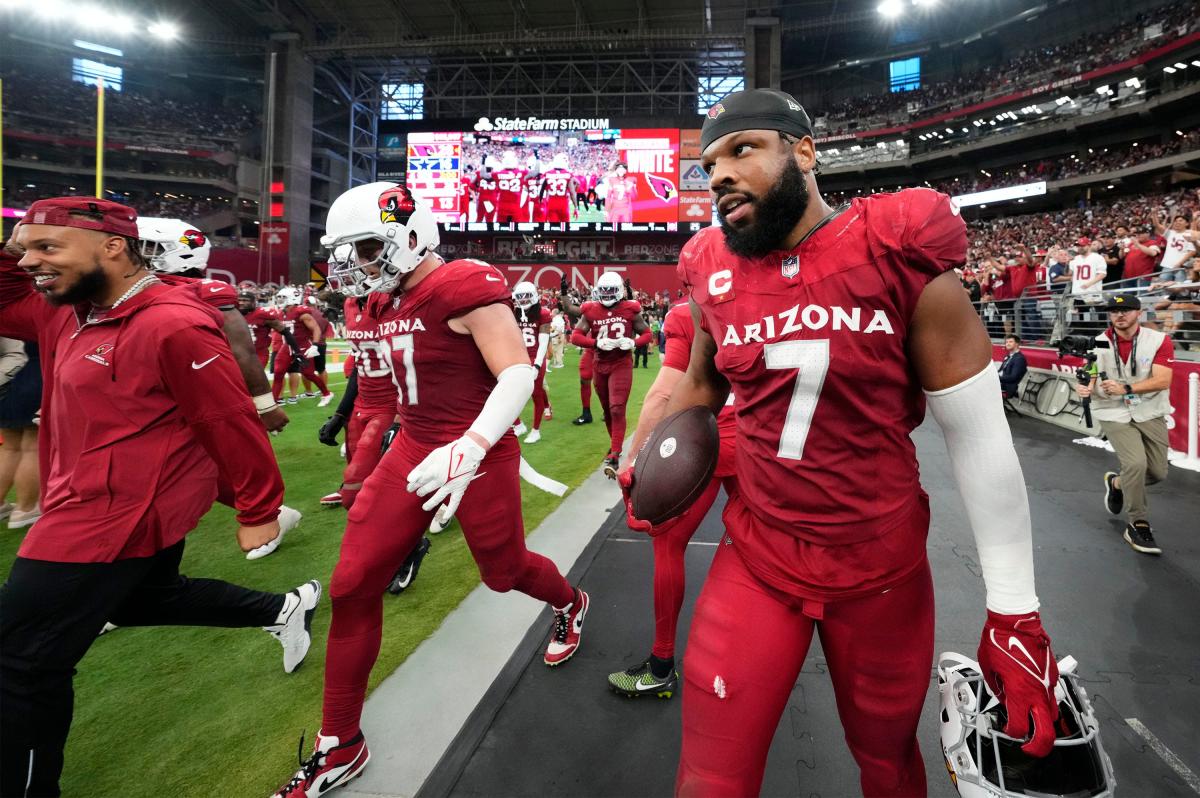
[
  {"x1": 617, "y1": 467, "x2": 680, "y2": 537},
  {"x1": 977, "y1": 609, "x2": 1060, "y2": 757}
]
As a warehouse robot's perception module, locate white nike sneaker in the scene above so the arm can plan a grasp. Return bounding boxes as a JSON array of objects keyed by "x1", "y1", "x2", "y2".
[
  {"x1": 247, "y1": 505, "x2": 303, "y2": 560},
  {"x1": 524, "y1": 429, "x2": 542, "y2": 444},
  {"x1": 429, "y1": 506, "x2": 454, "y2": 535},
  {"x1": 513, "y1": 421, "x2": 528, "y2": 437},
  {"x1": 264, "y1": 580, "x2": 322, "y2": 673},
  {"x1": 318, "y1": 393, "x2": 335, "y2": 408}
]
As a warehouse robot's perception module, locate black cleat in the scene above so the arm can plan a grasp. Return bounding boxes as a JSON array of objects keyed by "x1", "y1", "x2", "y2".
[
  {"x1": 1103, "y1": 472, "x2": 1123, "y2": 516},
  {"x1": 572, "y1": 408, "x2": 593, "y2": 426},
  {"x1": 1123, "y1": 522, "x2": 1162, "y2": 555},
  {"x1": 603, "y1": 454, "x2": 620, "y2": 479},
  {"x1": 387, "y1": 537, "x2": 432, "y2": 594}
]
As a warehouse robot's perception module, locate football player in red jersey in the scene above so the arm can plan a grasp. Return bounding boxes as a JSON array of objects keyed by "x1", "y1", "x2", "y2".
[
  {"x1": 523, "y1": 167, "x2": 545, "y2": 223},
  {"x1": 138, "y1": 217, "x2": 291, "y2": 434},
  {"x1": 540, "y1": 154, "x2": 577, "y2": 224},
  {"x1": 475, "y1": 157, "x2": 500, "y2": 223},
  {"x1": 494, "y1": 151, "x2": 527, "y2": 224},
  {"x1": 639, "y1": 89, "x2": 1060, "y2": 796},
  {"x1": 607, "y1": 301, "x2": 738, "y2": 698},
  {"x1": 271, "y1": 183, "x2": 590, "y2": 797},
  {"x1": 569, "y1": 270, "x2": 652, "y2": 476},
  {"x1": 558, "y1": 277, "x2": 594, "y2": 425},
  {"x1": 459, "y1": 164, "x2": 476, "y2": 224},
  {"x1": 511, "y1": 281, "x2": 553, "y2": 444},
  {"x1": 271, "y1": 287, "x2": 335, "y2": 407},
  {"x1": 238, "y1": 291, "x2": 295, "y2": 369}
]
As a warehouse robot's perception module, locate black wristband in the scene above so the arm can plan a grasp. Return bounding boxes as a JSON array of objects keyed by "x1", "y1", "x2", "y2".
[{"x1": 1124, "y1": 383, "x2": 1134, "y2": 395}]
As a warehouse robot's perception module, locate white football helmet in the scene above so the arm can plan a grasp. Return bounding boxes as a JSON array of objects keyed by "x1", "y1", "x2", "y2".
[
  {"x1": 484, "y1": 155, "x2": 500, "y2": 173},
  {"x1": 512, "y1": 281, "x2": 538, "y2": 311},
  {"x1": 321, "y1": 182, "x2": 439, "y2": 296},
  {"x1": 594, "y1": 271, "x2": 624, "y2": 307},
  {"x1": 551, "y1": 153, "x2": 570, "y2": 170},
  {"x1": 501, "y1": 150, "x2": 519, "y2": 169},
  {"x1": 136, "y1": 217, "x2": 211, "y2": 273},
  {"x1": 938, "y1": 652, "x2": 1115, "y2": 798},
  {"x1": 275, "y1": 286, "x2": 303, "y2": 309}
]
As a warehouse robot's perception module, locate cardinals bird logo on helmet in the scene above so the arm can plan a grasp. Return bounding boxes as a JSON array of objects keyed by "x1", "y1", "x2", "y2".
[
  {"x1": 178, "y1": 229, "x2": 207, "y2": 250},
  {"x1": 378, "y1": 185, "x2": 417, "y2": 225}
]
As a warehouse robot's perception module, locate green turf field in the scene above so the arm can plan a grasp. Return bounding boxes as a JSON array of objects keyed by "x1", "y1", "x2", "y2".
[{"x1": 0, "y1": 347, "x2": 662, "y2": 797}]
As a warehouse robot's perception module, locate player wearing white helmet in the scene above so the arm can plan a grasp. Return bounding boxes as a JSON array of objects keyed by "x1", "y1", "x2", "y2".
[
  {"x1": 272, "y1": 183, "x2": 589, "y2": 797},
  {"x1": 476, "y1": 157, "x2": 501, "y2": 223},
  {"x1": 137, "y1": 217, "x2": 291, "y2": 435},
  {"x1": 570, "y1": 271, "x2": 651, "y2": 475},
  {"x1": 495, "y1": 151, "x2": 527, "y2": 224},
  {"x1": 511, "y1": 281, "x2": 553, "y2": 443},
  {"x1": 540, "y1": 154, "x2": 578, "y2": 223},
  {"x1": 271, "y1": 286, "x2": 334, "y2": 408},
  {"x1": 938, "y1": 652, "x2": 1114, "y2": 798}
]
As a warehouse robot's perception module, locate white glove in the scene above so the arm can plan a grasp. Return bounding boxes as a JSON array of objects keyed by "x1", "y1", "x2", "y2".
[
  {"x1": 596, "y1": 336, "x2": 619, "y2": 351},
  {"x1": 617, "y1": 337, "x2": 635, "y2": 351},
  {"x1": 483, "y1": 201, "x2": 495, "y2": 213},
  {"x1": 406, "y1": 436, "x2": 487, "y2": 515},
  {"x1": 303, "y1": 345, "x2": 320, "y2": 358}
]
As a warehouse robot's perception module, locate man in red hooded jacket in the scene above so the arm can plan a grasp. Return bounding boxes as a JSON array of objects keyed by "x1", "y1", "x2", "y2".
[{"x1": 0, "y1": 198, "x2": 320, "y2": 798}]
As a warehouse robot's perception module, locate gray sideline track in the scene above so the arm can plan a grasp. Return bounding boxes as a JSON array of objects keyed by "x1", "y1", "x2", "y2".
[{"x1": 415, "y1": 415, "x2": 1200, "y2": 798}]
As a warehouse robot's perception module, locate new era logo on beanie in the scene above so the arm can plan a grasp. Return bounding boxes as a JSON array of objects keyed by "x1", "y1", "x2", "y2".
[{"x1": 700, "y1": 89, "x2": 814, "y2": 152}]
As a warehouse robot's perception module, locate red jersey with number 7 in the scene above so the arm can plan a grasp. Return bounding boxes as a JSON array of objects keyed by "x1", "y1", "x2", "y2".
[
  {"x1": 678, "y1": 188, "x2": 966, "y2": 547},
  {"x1": 366, "y1": 260, "x2": 514, "y2": 448},
  {"x1": 343, "y1": 296, "x2": 399, "y2": 413}
]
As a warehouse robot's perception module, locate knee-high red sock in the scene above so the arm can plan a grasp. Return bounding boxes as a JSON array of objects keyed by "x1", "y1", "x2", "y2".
[
  {"x1": 580, "y1": 380, "x2": 591, "y2": 410},
  {"x1": 532, "y1": 384, "x2": 548, "y2": 431},
  {"x1": 322, "y1": 594, "x2": 383, "y2": 740}
]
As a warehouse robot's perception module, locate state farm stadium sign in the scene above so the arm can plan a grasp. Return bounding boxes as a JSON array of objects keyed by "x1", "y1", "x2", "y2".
[{"x1": 473, "y1": 116, "x2": 611, "y2": 132}]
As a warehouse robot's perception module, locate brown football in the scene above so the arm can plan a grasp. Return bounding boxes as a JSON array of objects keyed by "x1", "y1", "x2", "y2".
[{"x1": 631, "y1": 405, "x2": 720, "y2": 526}]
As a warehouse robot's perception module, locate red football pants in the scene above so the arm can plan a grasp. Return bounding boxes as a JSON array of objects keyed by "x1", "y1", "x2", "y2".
[
  {"x1": 340, "y1": 409, "x2": 393, "y2": 509},
  {"x1": 271, "y1": 345, "x2": 328, "y2": 400},
  {"x1": 650, "y1": 433, "x2": 736, "y2": 660},
  {"x1": 578, "y1": 349, "x2": 594, "y2": 410},
  {"x1": 321, "y1": 432, "x2": 574, "y2": 740},
  {"x1": 256, "y1": 348, "x2": 270, "y2": 368},
  {"x1": 531, "y1": 366, "x2": 548, "y2": 431},
  {"x1": 677, "y1": 544, "x2": 933, "y2": 798},
  {"x1": 594, "y1": 360, "x2": 632, "y2": 456}
]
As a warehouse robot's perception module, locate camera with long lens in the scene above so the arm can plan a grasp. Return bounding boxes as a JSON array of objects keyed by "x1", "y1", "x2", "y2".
[{"x1": 1051, "y1": 335, "x2": 1111, "y2": 427}]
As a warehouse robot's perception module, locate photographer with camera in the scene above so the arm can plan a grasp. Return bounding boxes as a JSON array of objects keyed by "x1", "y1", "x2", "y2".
[{"x1": 1074, "y1": 295, "x2": 1175, "y2": 555}]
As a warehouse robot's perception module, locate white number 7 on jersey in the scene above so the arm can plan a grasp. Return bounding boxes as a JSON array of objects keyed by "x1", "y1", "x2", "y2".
[{"x1": 763, "y1": 339, "x2": 830, "y2": 460}]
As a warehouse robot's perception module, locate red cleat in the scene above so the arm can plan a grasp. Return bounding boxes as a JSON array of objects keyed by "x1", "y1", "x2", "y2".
[
  {"x1": 272, "y1": 730, "x2": 370, "y2": 797},
  {"x1": 544, "y1": 588, "x2": 589, "y2": 666}
]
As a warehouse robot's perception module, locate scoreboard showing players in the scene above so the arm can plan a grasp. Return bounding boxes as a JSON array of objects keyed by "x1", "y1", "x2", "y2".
[{"x1": 404, "y1": 126, "x2": 707, "y2": 233}]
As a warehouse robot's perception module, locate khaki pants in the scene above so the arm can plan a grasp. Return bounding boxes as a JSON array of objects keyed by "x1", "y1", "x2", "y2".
[
  {"x1": 549, "y1": 336, "x2": 565, "y2": 368},
  {"x1": 1099, "y1": 416, "x2": 1169, "y2": 524}
]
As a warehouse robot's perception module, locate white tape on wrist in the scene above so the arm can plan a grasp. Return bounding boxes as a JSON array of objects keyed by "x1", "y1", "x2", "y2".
[
  {"x1": 925, "y1": 365, "x2": 1039, "y2": 614},
  {"x1": 253, "y1": 393, "x2": 279, "y2": 414}
]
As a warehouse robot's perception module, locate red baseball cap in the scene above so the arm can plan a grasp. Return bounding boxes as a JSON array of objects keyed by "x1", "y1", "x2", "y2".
[
  {"x1": 1076, "y1": 236, "x2": 1091, "y2": 246},
  {"x1": 18, "y1": 197, "x2": 138, "y2": 238}
]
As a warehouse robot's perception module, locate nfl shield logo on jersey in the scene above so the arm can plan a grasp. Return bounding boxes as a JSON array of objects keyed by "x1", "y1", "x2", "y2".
[{"x1": 782, "y1": 255, "x2": 799, "y2": 279}]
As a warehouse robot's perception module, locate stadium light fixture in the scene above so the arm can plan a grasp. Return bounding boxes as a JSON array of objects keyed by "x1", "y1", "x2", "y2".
[
  {"x1": 148, "y1": 20, "x2": 179, "y2": 40},
  {"x1": 1163, "y1": 66, "x2": 1176, "y2": 73},
  {"x1": 1174, "y1": 62, "x2": 1187, "y2": 69},
  {"x1": 1125, "y1": 77, "x2": 1140, "y2": 88},
  {"x1": 877, "y1": 0, "x2": 904, "y2": 19},
  {"x1": 944, "y1": 127, "x2": 954, "y2": 134},
  {"x1": 961, "y1": 127, "x2": 968, "y2": 133},
  {"x1": 1179, "y1": 130, "x2": 1186, "y2": 136},
  {"x1": 1193, "y1": 61, "x2": 1200, "y2": 68}
]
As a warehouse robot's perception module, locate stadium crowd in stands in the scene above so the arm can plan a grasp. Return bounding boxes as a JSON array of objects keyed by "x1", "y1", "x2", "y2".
[
  {"x1": 1, "y1": 68, "x2": 258, "y2": 147},
  {"x1": 812, "y1": 0, "x2": 1199, "y2": 133}
]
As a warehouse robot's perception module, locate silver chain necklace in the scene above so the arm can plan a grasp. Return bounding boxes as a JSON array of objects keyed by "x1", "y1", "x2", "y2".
[{"x1": 87, "y1": 274, "x2": 159, "y2": 324}]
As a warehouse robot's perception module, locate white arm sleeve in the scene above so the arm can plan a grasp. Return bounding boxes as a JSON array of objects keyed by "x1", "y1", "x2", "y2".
[
  {"x1": 467, "y1": 363, "x2": 536, "y2": 447},
  {"x1": 925, "y1": 365, "x2": 1039, "y2": 615},
  {"x1": 533, "y1": 332, "x2": 550, "y2": 368}
]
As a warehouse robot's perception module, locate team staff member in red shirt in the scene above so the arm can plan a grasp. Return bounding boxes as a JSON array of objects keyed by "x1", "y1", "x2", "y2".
[
  {"x1": 0, "y1": 198, "x2": 320, "y2": 797},
  {"x1": 652, "y1": 91, "x2": 1061, "y2": 795}
]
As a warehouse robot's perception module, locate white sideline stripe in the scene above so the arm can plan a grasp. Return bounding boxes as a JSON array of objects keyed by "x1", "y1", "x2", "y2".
[
  {"x1": 1125, "y1": 718, "x2": 1200, "y2": 794},
  {"x1": 609, "y1": 537, "x2": 718, "y2": 546},
  {"x1": 340, "y1": 451, "x2": 625, "y2": 798}
]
